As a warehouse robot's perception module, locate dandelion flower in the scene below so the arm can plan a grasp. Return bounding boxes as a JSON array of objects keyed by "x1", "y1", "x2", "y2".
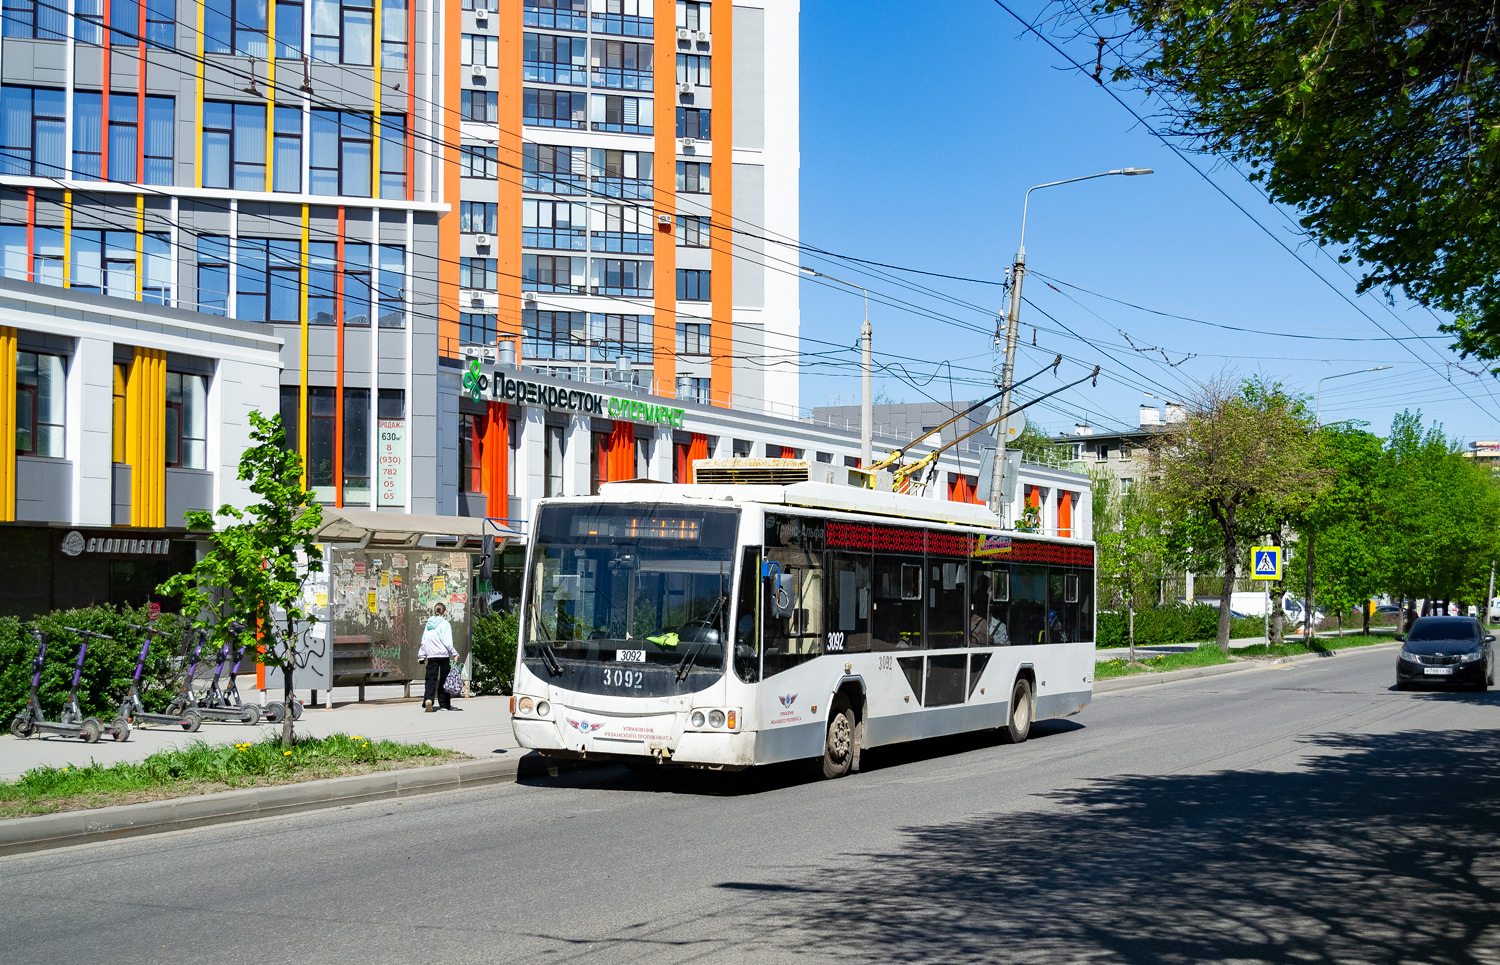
[{"x1": 283, "y1": 750, "x2": 293, "y2": 756}]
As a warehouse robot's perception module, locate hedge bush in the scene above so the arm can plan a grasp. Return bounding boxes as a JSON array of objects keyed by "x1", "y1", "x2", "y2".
[
  {"x1": 470, "y1": 609, "x2": 519, "y2": 697},
  {"x1": 1, "y1": 606, "x2": 191, "y2": 723},
  {"x1": 1097, "y1": 604, "x2": 1263, "y2": 647}
]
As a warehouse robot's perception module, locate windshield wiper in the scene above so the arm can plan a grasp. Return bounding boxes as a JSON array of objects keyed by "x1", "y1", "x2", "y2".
[
  {"x1": 529, "y1": 601, "x2": 565, "y2": 677},
  {"x1": 675, "y1": 594, "x2": 727, "y2": 681}
]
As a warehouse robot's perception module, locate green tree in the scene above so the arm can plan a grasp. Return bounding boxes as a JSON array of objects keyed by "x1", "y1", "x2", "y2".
[
  {"x1": 1293, "y1": 425, "x2": 1389, "y2": 636},
  {"x1": 1150, "y1": 376, "x2": 1323, "y2": 651},
  {"x1": 1090, "y1": 468, "x2": 1170, "y2": 658},
  {"x1": 160, "y1": 411, "x2": 323, "y2": 747},
  {"x1": 1081, "y1": 1, "x2": 1500, "y2": 363}
]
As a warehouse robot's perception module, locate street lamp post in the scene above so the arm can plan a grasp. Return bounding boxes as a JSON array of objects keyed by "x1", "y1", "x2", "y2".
[
  {"x1": 1316, "y1": 365, "x2": 1392, "y2": 425},
  {"x1": 802, "y1": 266, "x2": 873, "y2": 466},
  {"x1": 988, "y1": 168, "x2": 1153, "y2": 522}
]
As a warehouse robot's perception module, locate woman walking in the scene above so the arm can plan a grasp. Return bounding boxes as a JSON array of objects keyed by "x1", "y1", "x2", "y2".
[{"x1": 419, "y1": 602, "x2": 459, "y2": 712}]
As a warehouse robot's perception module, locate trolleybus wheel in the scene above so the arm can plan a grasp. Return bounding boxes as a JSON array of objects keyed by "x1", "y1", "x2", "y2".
[
  {"x1": 182, "y1": 710, "x2": 202, "y2": 733},
  {"x1": 10, "y1": 714, "x2": 33, "y2": 739},
  {"x1": 819, "y1": 702, "x2": 856, "y2": 780},
  {"x1": 81, "y1": 718, "x2": 103, "y2": 743},
  {"x1": 111, "y1": 716, "x2": 131, "y2": 742},
  {"x1": 1002, "y1": 678, "x2": 1033, "y2": 745}
]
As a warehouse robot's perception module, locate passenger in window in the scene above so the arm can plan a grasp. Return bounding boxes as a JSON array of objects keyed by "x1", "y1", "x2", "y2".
[{"x1": 1048, "y1": 609, "x2": 1066, "y2": 643}]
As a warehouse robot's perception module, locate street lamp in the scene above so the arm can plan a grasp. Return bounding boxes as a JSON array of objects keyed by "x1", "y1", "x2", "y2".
[
  {"x1": 802, "y1": 265, "x2": 873, "y2": 467},
  {"x1": 1316, "y1": 365, "x2": 1392, "y2": 424},
  {"x1": 988, "y1": 168, "x2": 1154, "y2": 521}
]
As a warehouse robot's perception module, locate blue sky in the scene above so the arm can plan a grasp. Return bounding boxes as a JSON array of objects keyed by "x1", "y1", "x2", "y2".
[{"x1": 792, "y1": 0, "x2": 1499, "y2": 445}]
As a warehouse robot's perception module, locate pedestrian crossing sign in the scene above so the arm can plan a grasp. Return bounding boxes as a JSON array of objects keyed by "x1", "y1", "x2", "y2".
[{"x1": 1251, "y1": 546, "x2": 1281, "y2": 581}]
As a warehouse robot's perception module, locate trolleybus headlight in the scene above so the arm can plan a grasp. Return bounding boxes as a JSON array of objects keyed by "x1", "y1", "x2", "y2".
[
  {"x1": 536, "y1": 700, "x2": 551, "y2": 717},
  {"x1": 518, "y1": 697, "x2": 534, "y2": 715},
  {"x1": 690, "y1": 711, "x2": 706, "y2": 728},
  {"x1": 708, "y1": 710, "x2": 726, "y2": 729}
]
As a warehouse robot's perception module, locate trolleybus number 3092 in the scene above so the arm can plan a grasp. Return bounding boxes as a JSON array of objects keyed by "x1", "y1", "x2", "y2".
[{"x1": 604, "y1": 668, "x2": 645, "y2": 689}]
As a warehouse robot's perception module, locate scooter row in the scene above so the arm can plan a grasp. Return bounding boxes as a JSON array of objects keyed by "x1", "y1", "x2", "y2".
[{"x1": 9, "y1": 624, "x2": 303, "y2": 743}]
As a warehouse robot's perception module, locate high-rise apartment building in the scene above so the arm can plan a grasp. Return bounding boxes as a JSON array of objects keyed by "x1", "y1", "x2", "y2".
[{"x1": 0, "y1": 0, "x2": 799, "y2": 528}]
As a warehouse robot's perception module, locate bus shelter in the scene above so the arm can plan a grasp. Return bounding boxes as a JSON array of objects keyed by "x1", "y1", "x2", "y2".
[{"x1": 268, "y1": 510, "x2": 519, "y2": 703}]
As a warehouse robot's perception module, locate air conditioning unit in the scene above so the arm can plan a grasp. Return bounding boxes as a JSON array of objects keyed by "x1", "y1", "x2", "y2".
[
  {"x1": 676, "y1": 27, "x2": 691, "y2": 40},
  {"x1": 657, "y1": 214, "x2": 672, "y2": 225},
  {"x1": 474, "y1": 7, "x2": 488, "y2": 22},
  {"x1": 475, "y1": 233, "x2": 491, "y2": 247},
  {"x1": 681, "y1": 137, "x2": 696, "y2": 148},
  {"x1": 471, "y1": 64, "x2": 488, "y2": 80},
  {"x1": 522, "y1": 291, "x2": 538, "y2": 305},
  {"x1": 466, "y1": 290, "x2": 485, "y2": 307},
  {"x1": 696, "y1": 30, "x2": 709, "y2": 42},
  {"x1": 677, "y1": 82, "x2": 694, "y2": 94}
]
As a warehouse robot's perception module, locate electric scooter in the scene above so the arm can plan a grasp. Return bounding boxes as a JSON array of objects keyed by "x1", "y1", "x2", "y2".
[
  {"x1": 222, "y1": 623, "x2": 304, "y2": 723},
  {"x1": 166, "y1": 630, "x2": 261, "y2": 726},
  {"x1": 9, "y1": 628, "x2": 129, "y2": 743},
  {"x1": 114, "y1": 624, "x2": 200, "y2": 731}
]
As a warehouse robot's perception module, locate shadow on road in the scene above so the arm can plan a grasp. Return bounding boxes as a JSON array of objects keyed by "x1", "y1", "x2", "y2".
[
  {"x1": 514, "y1": 720, "x2": 1083, "y2": 796},
  {"x1": 710, "y1": 728, "x2": 1500, "y2": 964}
]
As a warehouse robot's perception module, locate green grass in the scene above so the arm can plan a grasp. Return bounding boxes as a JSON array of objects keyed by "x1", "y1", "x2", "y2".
[
  {"x1": 1096, "y1": 632, "x2": 1398, "y2": 680},
  {"x1": 0, "y1": 732, "x2": 460, "y2": 818}
]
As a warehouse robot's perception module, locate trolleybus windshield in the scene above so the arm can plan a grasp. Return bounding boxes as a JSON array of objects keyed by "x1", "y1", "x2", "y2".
[{"x1": 525, "y1": 502, "x2": 740, "y2": 697}]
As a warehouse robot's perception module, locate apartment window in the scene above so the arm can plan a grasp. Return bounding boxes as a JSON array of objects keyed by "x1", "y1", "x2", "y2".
[
  {"x1": 676, "y1": 107, "x2": 710, "y2": 140},
  {"x1": 368, "y1": 246, "x2": 400, "y2": 328},
  {"x1": 462, "y1": 145, "x2": 499, "y2": 179},
  {"x1": 74, "y1": 0, "x2": 102, "y2": 43},
  {"x1": 461, "y1": 201, "x2": 499, "y2": 234},
  {"x1": 523, "y1": 199, "x2": 587, "y2": 250},
  {"x1": 464, "y1": 33, "x2": 500, "y2": 69},
  {"x1": 524, "y1": 0, "x2": 585, "y2": 31},
  {"x1": 523, "y1": 88, "x2": 584, "y2": 129},
  {"x1": 0, "y1": 226, "x2": 23, "y2": 281},
  {"x1": 590, "y1": 148, "x2": 652, "y2": 199},
  {"x1": 336, "y1": 387, "x2": 370, "y2": 503},
  {"x1": 594, "y1": 312, "x2": 653, "y2": 363},
  {"x1": 675, "y1": 161, "x2": 709, "y2": 193},
  {"x1": 73, "y1": 93, "x2": 103, "y2": 180},
  {"x1": 31, "y1": 227, "x2": 62, "y2": 287},
  {"x1": 310, "y1": 110, "x2": 372, "y2": 197},
  {"x1": 544, "y1": 424, "x2": 565, "y2": 496},
  {"x1": 0, "y1": 87, "x2": 65, "y2": 177},
  {"x1": 465, "y1": 90, "x2": 502, "y2": 124},
  {"x1": 592, "y1": 0, "x2": 652, "y2": 37},
  {"x1": 344, "y1": 244, "x2": 373, "y2": 325},
  {"x1": 164, "y1": 371, "x2": 208, "y2": 469},
  {"x1": 460, "y1": 313, "x2": 497, "y2": 346},
  {"x1": 307, "y1": 241, "x2": 336, "y2": 325},
  {"x1": 523, "y1": 143, "x2": 585, "y2": 194},
  {"x1": 144, "y1": 96, "x2": 174, "y2": 185},
  {"x1": 16, "y1": 352, "x2": 65, "y2": 458},
  {"x1": 590, "y1": 93, "x2": 653, "y2": 134},
  {"x1": 203, "y1": 101, "x2": 267, "y2": 191},
  {"x1": 676, "y1": 321, "x2": 708, "y2": 355},
  {"x1": 273, "y1": 106, "x2": 302, "y2": 193},
  {"x1": 142, "y1": 233, "x2": 171, "y2": 304},
  {"x1": 590, "y1": 258, "x2": 651, "y2": 297},
  {"x1": 460, "y1": 258, "x2": 498, "y2": 290},
  {"x1": 1096, "y1": 444, "x2": 1110, "y2": 461},
  {"x1": 464, "y1": 0, "x2": 492, "y2": 8},
  {"x1": 70, "y1": 230, "x2": 136, "y2": 298},
  {"x1": 105, "y1": 94, "x2": 134, "y2": 182},
  {"x1": 523, "y1": 254, "x2": 584, "y2": 293},
  {"x1": 676, "y1": 215, "x2": 709, "y2": 247},
  {"x1": 590, "y1": 203, "x2": 652, "y2": 254},
  {"x1": 197, "y1": 236, "x2": 230, "y2": 315},
  {"x1": 676, "y1": 0, "x2": 709, "y2": 31},
  {"x1": 276, "y1": 0, "x2": 303, "y2": 57},
  {"x1": 524, "y1": 33, "x2": 588, "y2": 86},
  {"x1": 204, "y1": 0, "x2": 268, "y2": 57},
  {"x1": 306, "y1": 386, "x2": 336, "y2": 498},
  {"x1": 381, "y1": 0, "x2": 407, "y2": 68},
  {"x1": 380, "y1": 115, "x2": 407, "y2": 198},
  {"x1": 460, "y1": 413, "x2": 482, "y2": 494},
  {"x1": 232, "y1": 237, "x2": 302, "y2": 324},
  {"x1": 676, "y1": 54, "x2": 710, "y2": 86},
  {"x1": 2, "y1": 0, "x2": 69, "y2": 39},
  {"x1": 680, "y1": 377, "x2": 709, "y2": 405},
  {"x1": 590, "y1": 39, "x2": 653, "y2": 90},
  {"x1": 676, "y1": 268, "x2": 710, "y2": 301},
  {"x1": 523, "y1": 309, "x2": 585, "y2": 360},
  {"x1": 312, "y1": 0, "x2": 374, "y2": 66}
]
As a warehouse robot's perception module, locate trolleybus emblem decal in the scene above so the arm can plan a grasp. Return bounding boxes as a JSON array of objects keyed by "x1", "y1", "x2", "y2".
[
  {"x1": 779, "y1": 694, "x2": 797, "y2": 708},
  {"x1": 566, "y1": 718, "x2": 605, "y2": 733}
]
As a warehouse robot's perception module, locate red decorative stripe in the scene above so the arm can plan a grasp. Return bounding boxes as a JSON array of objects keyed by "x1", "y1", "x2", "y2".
[{"x1": 825, "y1": 520, "x2": 1092, "y2": 566}]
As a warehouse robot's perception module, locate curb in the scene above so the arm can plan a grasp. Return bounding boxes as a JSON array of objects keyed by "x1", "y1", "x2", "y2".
[
  {"x1": 1096, "y1": 640, "x2": 1402, "y2": 693},
  {"x1": 0, "y1": 753, "x2": 592, "y2": 858}
]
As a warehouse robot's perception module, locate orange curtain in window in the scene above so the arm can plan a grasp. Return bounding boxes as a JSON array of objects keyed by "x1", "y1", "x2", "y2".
[
  {"x1": 606, "y1": 420, "x2": 635, "y2": 481},
  {"x1": 478, "y1": 402, "x2": 508, "y2": 518},
  {"x1": 778, "y1": 446, "x2": 795, "y2": 459},
  {"x1": 949, "y1": 474, "x2": 981, "y2": 504},
  {"x1": 676, "y1": 433, "x2": 709, "y2": 483},
  {"x1": 1058, "y1": 489, "x2": 1073, "y2": 538}
]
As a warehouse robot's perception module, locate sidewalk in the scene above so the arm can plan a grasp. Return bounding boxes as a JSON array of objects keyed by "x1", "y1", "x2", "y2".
[
  {"x1": 0, "y1": 685, "x2": 520, "y2": 782},
  {"x1": 1094, "y1": 627, "x2": 1399, "y2": 662}
]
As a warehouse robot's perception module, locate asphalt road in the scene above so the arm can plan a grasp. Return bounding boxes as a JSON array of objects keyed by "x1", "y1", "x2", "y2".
[{"x1": 6, "y1": 647, "x2": 1500, "y2": 965}]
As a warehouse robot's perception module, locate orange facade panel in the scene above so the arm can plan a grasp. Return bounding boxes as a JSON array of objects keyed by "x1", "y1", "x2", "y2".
[
  {"x1": 652, "y1": 0, "x2": 679, "y2": 398},
  {"x1": 708, "y1": 1, "x2": 733, "y2": 407}
]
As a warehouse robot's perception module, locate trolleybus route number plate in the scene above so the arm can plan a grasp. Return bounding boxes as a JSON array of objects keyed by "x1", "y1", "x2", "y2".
[{"x1": 616, "y1": 649, "x2": 646, "y2": 663}]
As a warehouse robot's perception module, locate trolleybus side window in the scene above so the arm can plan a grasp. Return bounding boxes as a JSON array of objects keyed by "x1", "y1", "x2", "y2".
[
  {"x1": 762, "y1": 513, "x2": 826, "y2": 678},
  {"x1": 1012, "y1": 564, "x2": 1048, "y2": 645},
  {"x1": 826, "y1": 547, "x2": 872, "y2": 653},
  {"x1": 872, "y1": 555, "x2": 923, "y2": 650},
  {"x1": 927, "y1": 557, "x2": 967, "y2": 649},
  {"x1": 969, "y1": 561, "x2": 1011, "y2": 647},
  {"x1": 733, "y1": 547, "x2": 761, "y2": 683}
]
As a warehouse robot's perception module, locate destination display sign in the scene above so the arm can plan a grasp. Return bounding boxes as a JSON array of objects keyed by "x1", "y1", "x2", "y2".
[{"x1": 461, "y1": 362, "x2": 687, "y2": 429}]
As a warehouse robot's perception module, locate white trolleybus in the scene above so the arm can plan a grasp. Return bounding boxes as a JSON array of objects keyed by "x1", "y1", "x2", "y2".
[{"x1": 511, "y1": 467, "x2": 1096, "y2": 778}]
